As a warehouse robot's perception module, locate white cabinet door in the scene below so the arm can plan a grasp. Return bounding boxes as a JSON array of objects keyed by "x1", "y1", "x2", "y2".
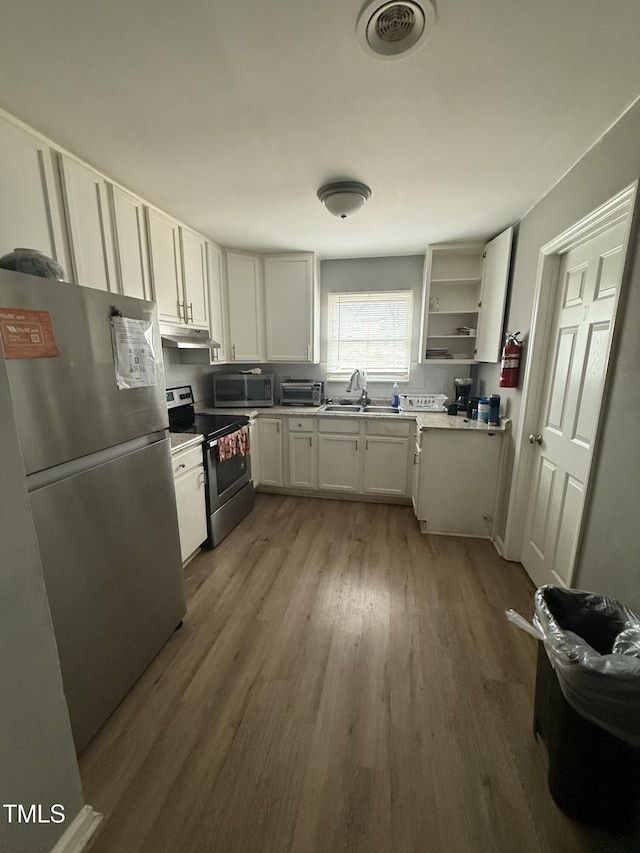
[
  {"x1": 363, "y1": 435, "x2": 409, "y2": 496},
  {"x1": 264, "y1": 253, "x2": 317, "y2": 362},
  {"x1": 207, "y1": 241, "x2": 227, "y2": 362},
  {"x1": 249, "y1": 417, "x2": 259, "y2": 486},
  {"x1": 257, "y1": 417, "x2": 283, "y2": 487},
  {"x1": 475, "y1": 226, "x2": 513, "y2": 363},
  {"x1": 58, "y1": 155, "x2": 116, "y2": 291},
  {"x1": 109, "y1": 185, "x2": 150, "y2": 300},
  {"x1": 174, "y1": 466, "x2": 208, "y2": 563},
  {"x1": 318, "y1": 434, "x2": 361, "y2": 492},
  {"x1": 0, "y1": 116, "x2": 67, "y2": 270},
  {"x1": 289, "y1": 431, "x2": 317, "y2": 489},
  {"x1": 180, "y1": 227, "x2": 209, "y2": 329},
  {"x1": 225, "y1": 252, "x2": 264, "y2": 361},
  {"x1": 147, "y1": 208, "x2": 184, "y2": 324},
  {"x1": 417, "y1": 430, "x2": 502, "y2": 537}
]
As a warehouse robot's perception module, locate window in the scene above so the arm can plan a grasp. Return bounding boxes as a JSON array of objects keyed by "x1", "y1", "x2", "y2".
[{"x1": 327, "y1": 290, "x2": 413, "y2": 380}]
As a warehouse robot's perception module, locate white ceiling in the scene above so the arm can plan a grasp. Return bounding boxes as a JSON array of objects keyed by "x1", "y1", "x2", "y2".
[{"x1": 2, "y1": 0, "x2": 640, "y2": 258}]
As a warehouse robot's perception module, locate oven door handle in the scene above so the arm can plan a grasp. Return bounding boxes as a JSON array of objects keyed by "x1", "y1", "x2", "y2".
[{"x1": 207, "y1": 439, "x2": 219, "y2": 450}]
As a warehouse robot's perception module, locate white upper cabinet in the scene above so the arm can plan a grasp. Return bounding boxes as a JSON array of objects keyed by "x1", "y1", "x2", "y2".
[
  {"x1": 58, "y1": 154, "x2": 117, "y2": 291},
  {"x1": 0, "y1": 115, "x2": 67, "y2": 271},
  {"x1": 263, "y1": 253, "x2": 318, "y2": 362},
  {"x1": 421, "y1": 226, "x2": 513, "y2": 364},
  {"x1": 474, "y1": 226, "x2": 513, "y2": 363},
  {"x1": 207, "y1": 241, "x2": 227, "y2": 361},
  {"x1": 225, "y1": 251, "x2": 264, "y2": 361},
  {"x1": 180, "y1": 227, "x2": 209, "y2": 328},
  {"x1": 146, "y1": 208, "x2": 184, "y2": 325},
  {"x1": 108, "y1": 185, "x2": 151, "y2": 300}
]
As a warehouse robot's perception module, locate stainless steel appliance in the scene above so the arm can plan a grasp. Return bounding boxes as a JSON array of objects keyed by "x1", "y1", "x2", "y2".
[
  {"x1": 212, "y1": 372, "x2": 274, "y2": 407},
  {"x1": 280, "y1": 379, "x2": 323, "y2": 406},
  {"x1": 0, "y1": 269, "x2": 186, "y2": 752},
  {"x1": 167, "y1": 386, "x2": 254, "y2": 546}
]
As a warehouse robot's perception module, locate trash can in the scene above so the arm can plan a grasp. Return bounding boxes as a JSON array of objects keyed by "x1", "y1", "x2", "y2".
[{"x1": 531, "y1": 586, "x2": 640, "y2": 833}]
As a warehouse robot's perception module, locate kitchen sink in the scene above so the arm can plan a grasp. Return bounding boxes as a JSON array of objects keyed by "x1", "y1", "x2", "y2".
[
  {"x1": 321, "y1": 404, "x2": 362, "y2": 413},
  {"x1": 362, "y1": 406, "x2": 400, "y2": 414}
]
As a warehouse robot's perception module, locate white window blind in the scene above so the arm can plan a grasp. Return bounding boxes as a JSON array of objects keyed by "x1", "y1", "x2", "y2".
[{"x1": 327, "y1": 290, "x2": 413, "y2": 380}]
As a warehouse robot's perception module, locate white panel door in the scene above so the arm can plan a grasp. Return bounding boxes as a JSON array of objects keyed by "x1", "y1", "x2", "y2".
[
  {"x1": 147, "y1": 209, "x2": 184, "y2": 324},
  {"x1": 289, "y1": 432, "x2": 317, "y2": 488},
  {"x1": 475, "y1": 226, "x2": 513, "y2": 362},
  {"x1": 264, "y1": 254, "x2": 313, "y2": 361},
  {"x1": 109, "y1": 185, "x2": 150, "y2": 300},
  {"x1": 180, "y1": 227, "x2": 209, "y2": 328},
  {"x1": 363, "y1": 436, "x2": 409, "y2": 496},
  {"x1": 521, "y1": 220, "x2": 626, "y2": 587},
  {"x1": 318, "y1": 434, "x2": 360, "y2": 492},
  {"x1": 207, "y1": 242, "x2": 227, "y2": 361},
  {"x1": 59, "y1": 155, "x2": 116, "y2": 291},
  {"x1": 257, "y1": 418, "x2": 283, "y2": 487},
  {"x1": 225, "y1": 252, "x2": 264, "y2": 361},
  {"x1": 0, "y1": 116, "x2": 67, "y2": 268},
  {"x1": 174, "y1": 467, "x2": 207, "y2": 563}
]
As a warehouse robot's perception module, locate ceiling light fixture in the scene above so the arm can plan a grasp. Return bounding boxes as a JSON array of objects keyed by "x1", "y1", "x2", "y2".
[{"x1": 317, "y1": 181, "x2": 372, "y2": 219}]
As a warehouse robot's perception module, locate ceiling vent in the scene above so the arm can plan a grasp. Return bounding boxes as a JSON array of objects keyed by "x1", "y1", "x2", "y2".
[{"x1": 356, "y1": 0, "x2": 436, "y2": 60}]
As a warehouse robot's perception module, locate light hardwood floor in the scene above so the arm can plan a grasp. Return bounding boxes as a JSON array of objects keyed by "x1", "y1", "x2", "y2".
[{"x1": 81, "y1": 495, "x2": 632, "y2": 853}]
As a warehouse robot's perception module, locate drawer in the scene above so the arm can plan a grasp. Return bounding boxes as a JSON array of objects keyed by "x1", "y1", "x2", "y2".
[
  {"x1": 365, "y1": 419, "x2": 411, "y2": 438},
  {"x1": 172, "y1": 444, "x2": 203, "y2": 477},
  {"x1": 318, "y1": 417, "x2": 360, "y2": 435},
  {"x1": 288, "y1": 417, "x2": 314, "y2": 433}
]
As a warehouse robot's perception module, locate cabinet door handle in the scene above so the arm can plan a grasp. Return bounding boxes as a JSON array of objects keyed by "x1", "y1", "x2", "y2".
[
  {"x1": 232, "y1": 344, "x2": 236, "y2": 359},
  {"x1": 276, "y1": 422, "x2": 280, "y2": 433},
  {"x1": 198, "y1": 472, "x2": 206, "y2": 485},
  {"x1": 178, "y1": 463, "x2": 186, "y2": 469},
  {"x1": 355, "y1": 440, "x2": 358, "y2": 451},
  {"x1": 413, "y1": 452, "x2": 418, "y2": 465},
  {"x1": 309, "y1": 436, "x2": 312, "y2": 447},
  {"x1": 178, "y1": 301, "x2": 185, "y2": 321},
  {"x1": 366, "y1": 439, "x2": 369, "y2": 451},
  {"x1": 188, "y1": 302, "x2": 194, "y2": 321}
]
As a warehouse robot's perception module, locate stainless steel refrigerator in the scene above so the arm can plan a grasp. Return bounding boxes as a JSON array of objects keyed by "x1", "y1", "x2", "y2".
[{"x1": 0, "y1": 269, "x2": 186, "y2": 752}]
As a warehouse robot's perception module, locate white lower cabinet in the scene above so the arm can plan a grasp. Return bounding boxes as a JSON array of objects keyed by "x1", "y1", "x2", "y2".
[
  {"x1": 414, "y1": 428, "x2": 503, "y2": 537},
  {"x1": 257, "y1": 417, "x2": 283, "y2": 487},
  {"x1": 172, "y1": 445, "x2": 207, "y2": 564},
  {"x1": 288, "y1": 418, "x2": 317, "y2": 489},
  {"x1": 363, "y1": 420, "x2": 411, "y2": 497},
  {"x1": 317, "y1": 419, "x2": 361, "y2": 493}
]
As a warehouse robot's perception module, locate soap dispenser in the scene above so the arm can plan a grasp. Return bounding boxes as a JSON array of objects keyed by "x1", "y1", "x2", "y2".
[{"x1": 391, "y1": 382, "x2": 400, "y2": 408}]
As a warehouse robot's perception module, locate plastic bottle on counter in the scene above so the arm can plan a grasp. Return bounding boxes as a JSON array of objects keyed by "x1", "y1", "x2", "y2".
[
  {"x1": 391, "y1": 382, "x2": 400, "y2": 408},
  {"x1": 488, "y1": 394, "x2": 501, "y2": 426},
  {"x1": 478, "y1": 397, "x2": 490, "y2": 423}
]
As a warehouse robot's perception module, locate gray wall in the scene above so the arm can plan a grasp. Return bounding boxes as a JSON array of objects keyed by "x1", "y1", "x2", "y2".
[
  {"x1": 0, "y1": 358, "x2": 85, "y2": 852},
  {"x1": 478, "y1": 98, "x2": 640, "y2": 610}
]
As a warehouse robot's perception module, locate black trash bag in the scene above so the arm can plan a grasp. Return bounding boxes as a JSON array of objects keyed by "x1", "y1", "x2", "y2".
[{"x1": 533, "y1": 585, "x2": 640, "y2": 747}]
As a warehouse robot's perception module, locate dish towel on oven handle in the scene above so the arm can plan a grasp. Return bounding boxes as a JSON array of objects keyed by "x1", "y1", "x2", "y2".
[{"x1": 216, "y1": 425, "x2": 250, "y2": 462}]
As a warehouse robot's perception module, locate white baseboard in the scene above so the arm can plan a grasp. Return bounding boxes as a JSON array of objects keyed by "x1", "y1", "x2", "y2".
[
  {"x1": 493, "y1": 533, "x2": 505, "y2": 556},
  {"x1": 50, "y1": 805, "x2": 102, "y2": 853}
]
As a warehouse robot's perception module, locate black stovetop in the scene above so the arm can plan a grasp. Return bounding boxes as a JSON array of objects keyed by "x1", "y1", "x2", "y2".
[{"x1": 169, "y1": 410, "x2": 249, "y2": 441}]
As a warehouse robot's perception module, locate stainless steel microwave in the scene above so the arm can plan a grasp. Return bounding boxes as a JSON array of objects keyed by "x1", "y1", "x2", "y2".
[{"x1": 212, "y1": 373, "x2": 274, "y2": 407}]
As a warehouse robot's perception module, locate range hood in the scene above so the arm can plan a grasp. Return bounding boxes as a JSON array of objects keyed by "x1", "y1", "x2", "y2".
[{"x1": 160, "y1": 324, "x2": 220, "y2": 350}]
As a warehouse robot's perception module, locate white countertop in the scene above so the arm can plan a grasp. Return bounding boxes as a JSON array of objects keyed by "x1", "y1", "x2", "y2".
[
  {"x1": 198, "y1": 405, "x2": 508, "y2": 432},
  {"x1": 169, "y1": 432, "x2": 204, "y2": 453}
]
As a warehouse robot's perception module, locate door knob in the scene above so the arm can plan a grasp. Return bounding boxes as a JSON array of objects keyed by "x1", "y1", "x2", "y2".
[{"x1": 528, "y1": 433, "x2": 543, "y2": 445}]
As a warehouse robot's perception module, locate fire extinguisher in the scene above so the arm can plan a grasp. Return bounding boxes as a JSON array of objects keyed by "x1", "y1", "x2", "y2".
[{"x1": 499, "y1": 331, "x2": 522, "y2": 388}]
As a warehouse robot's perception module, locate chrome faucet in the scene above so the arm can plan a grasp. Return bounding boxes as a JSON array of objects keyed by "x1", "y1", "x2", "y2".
[{"x1": 346, "y1": 369, "x2": 368, "y2": 405}]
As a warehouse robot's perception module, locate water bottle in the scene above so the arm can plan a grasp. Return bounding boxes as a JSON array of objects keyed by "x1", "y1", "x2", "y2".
[
  {"x1": 391, "y1": 382, "x2": 400, "y2": 408},
  {"x1": 488, "y1": 394, "x2": 501, "y2": 426},
  {"x1": 478, "y1": 397, "x2": 490, "y2": 423}
]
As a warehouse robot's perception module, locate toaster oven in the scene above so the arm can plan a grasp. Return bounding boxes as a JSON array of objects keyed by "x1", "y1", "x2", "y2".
[{"x1": 280, "y1": 380, "x2": 323, "y2": 407}]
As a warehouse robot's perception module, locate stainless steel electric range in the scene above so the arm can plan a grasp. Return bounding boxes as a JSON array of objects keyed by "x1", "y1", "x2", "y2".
[{"x1": 167, "y1": 385, "x2": 255, "y2": 547}]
